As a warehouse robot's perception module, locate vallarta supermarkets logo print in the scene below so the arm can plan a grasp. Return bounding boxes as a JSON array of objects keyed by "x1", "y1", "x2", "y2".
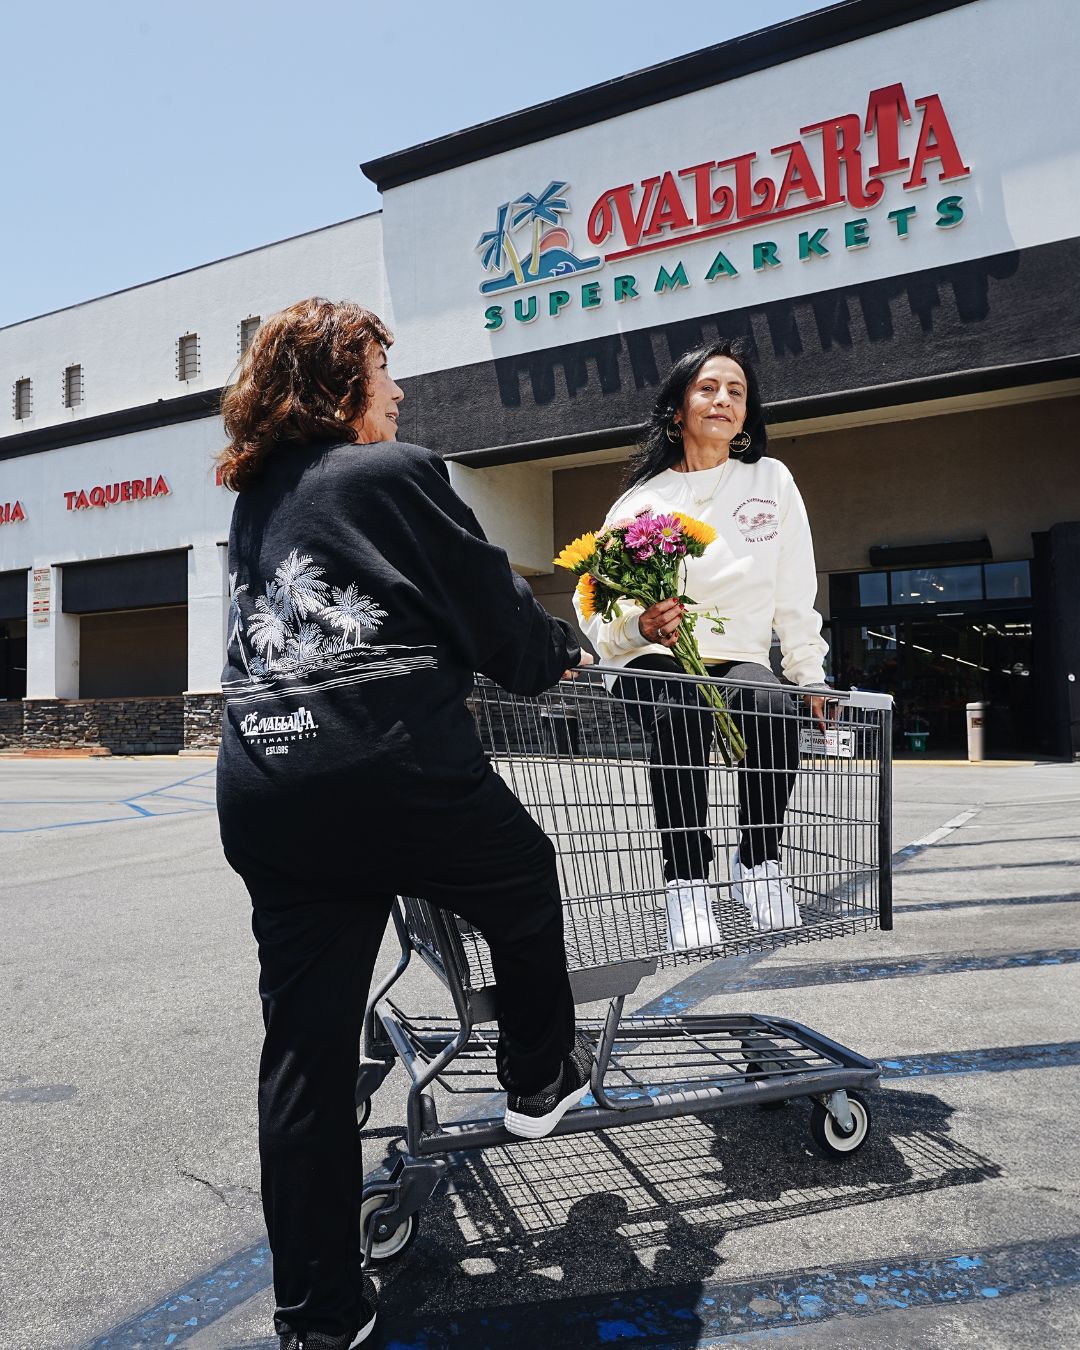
[
  {"x1": 476, "y1": 181, "x2": 601, "y2": 296},
  {"x1": 479, "y1": 82, "x2": 970, "y2": 332}
]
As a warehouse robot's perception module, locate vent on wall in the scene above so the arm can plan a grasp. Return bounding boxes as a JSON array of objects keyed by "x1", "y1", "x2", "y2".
[
  {"x1": 239, "y1": 316, "x2": 261, "y2": 355},
  {"x1": 13, "y1": 378, "x2": 32, "y2": 420},
  {"x1": 64, "y1": 364, "x2": 83, "y2": 408},
  {"x1": 177, "y1": 333, "x2": 199, "y2": 382}
]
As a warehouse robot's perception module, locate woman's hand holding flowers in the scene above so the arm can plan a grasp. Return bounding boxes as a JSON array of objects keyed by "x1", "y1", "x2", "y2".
[
  {"x1": 640, "y1": 598, "x2": 684, "y2": 648},
  {"x1": 554, "y1": 510, "x2": 747, "y2": 764}
]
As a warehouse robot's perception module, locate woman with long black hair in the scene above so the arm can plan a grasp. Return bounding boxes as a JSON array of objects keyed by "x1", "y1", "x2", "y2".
[{"x1": 575, "y1": 339, "x2": 830, "y2": 947}]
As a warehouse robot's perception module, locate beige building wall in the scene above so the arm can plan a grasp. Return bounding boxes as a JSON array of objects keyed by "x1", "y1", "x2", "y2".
[{"x1": 533, "y1": 394, "x2": 1080, "y2": 638}]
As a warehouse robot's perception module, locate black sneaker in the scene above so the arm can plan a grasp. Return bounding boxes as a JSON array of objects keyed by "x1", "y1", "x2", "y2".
[
  {"x1": 279, "y1": 1290, "x2": 377, "y2": 1349},
  {"x1": 504, "y1": 1030, "x2": 595, "y2": 1139}
]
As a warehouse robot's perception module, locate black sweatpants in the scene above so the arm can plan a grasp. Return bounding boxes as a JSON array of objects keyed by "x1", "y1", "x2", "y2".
[
  {"x1": 247, "y1": 769, "x2": 575, "y2": 1342},
  {"x1": 616, "y1": 656, "x2": 800, "y2": 881}
]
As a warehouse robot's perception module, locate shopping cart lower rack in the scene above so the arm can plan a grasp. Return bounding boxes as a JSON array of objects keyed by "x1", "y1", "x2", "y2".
[{"x1": 355, "y1": 666, "x2": 894, "y2": 1263}]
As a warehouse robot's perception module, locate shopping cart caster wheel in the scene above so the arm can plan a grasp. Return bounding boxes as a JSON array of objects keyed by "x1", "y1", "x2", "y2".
[
  {"x1": 360, "y1": 1191, "x2": 419, "y2": 1264},
  {"x1": 810, "y1": 1092, "x2": 871, "y2": 1158},
  {"x1": 356, "y1": 1098, "x2": 372, "y2": 1129}
]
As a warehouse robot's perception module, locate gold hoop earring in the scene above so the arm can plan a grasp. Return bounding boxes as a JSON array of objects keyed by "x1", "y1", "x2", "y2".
[
  {"x1": 665, "y1": 419, "x2": 682, "y2": 443},
  {"x1": 730, "y1": 430, "x2": 752, "y2": 453},
  {"x1": 334, "y1": 408, "x2": 347, "y2": 423}
]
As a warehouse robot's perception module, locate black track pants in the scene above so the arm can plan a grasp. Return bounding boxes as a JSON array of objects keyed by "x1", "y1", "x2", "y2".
[
  {"x1": 616, "y1": 656, "x2": 800, "y2": 881},
  {"x1": 247, "y1": 769, "x2": 575, "y2": 1342}
]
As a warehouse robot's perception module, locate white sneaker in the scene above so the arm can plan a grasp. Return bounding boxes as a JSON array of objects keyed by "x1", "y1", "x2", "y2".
[
  {"x1": 665, "y1": 879, "x2": 724, "y2": 951},
  {"x1": 731, "y1": 852, "x2": 803, "y2": 931}
]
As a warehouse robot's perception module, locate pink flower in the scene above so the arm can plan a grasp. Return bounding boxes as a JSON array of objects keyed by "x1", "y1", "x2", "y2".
[
  {"x1": 624, "y1": 515, "x2": 658, "y2": 554},
  {"x1": 653, "y1": 513, "x2": 684, "y2": 555}
]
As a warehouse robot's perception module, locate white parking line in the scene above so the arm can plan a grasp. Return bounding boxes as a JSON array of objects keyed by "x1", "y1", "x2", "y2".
[{"x1": 907, "y1": 808, "x2": 982, "y2": 849}]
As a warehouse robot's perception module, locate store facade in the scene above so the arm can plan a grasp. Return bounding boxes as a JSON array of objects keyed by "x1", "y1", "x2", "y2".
[
  {"x1": 2, "y1": 0, "x2": 1078, "y2": 756},
  {"x1": 367, "y1": 0, "x2": 1080, "y2": 758}
]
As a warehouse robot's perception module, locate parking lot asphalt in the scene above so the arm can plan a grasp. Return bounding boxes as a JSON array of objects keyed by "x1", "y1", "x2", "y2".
[{"x1": 1, "y1": 755, "x2": 1077, "y2": 1349}]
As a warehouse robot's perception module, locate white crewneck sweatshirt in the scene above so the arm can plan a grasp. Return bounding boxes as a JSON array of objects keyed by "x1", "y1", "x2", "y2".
[{"x1": 574, "y1": 456, "x2": 828, "y2": 686}]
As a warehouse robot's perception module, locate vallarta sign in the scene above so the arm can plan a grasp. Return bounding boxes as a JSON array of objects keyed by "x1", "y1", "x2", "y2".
[{"x1": 479, "y1": 81, "x2": 970, "y2": 330}]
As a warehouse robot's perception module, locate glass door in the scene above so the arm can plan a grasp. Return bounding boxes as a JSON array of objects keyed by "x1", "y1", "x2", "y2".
[{"x1": 833, "y1": 608, "x2": 1034, "y2": 755}]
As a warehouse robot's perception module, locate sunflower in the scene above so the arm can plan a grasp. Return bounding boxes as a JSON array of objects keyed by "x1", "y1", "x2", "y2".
[
  {"x1": 575, "y1": 573, "x2": 598, "y2": 620},
  {"x1": 673, "y1": 513, "x2": 717, "y2": 546},
  {"x1": 553, "y1": 532, "x2": 598, "y2": 573}
]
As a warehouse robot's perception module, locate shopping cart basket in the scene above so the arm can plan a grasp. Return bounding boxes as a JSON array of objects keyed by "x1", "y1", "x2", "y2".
[{"x1": 355, "y1": 666, "x2": 893, "y2": 1262}]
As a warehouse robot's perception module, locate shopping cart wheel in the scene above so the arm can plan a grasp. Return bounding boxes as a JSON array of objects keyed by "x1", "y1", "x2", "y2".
[
  {"x1": 356, "y1": 1098, "x2": 371, "y2": 1129},
  {"x1": 360, "y1": 1191, "x2": 419, "y2": 1264},
  {"x1": 810, "y1": 1091, "x2": 871, "y2": 1157}
]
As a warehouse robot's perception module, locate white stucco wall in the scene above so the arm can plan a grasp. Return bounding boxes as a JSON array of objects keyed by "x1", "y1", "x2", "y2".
[
  {"x1": 2, "y1": 417, "x2": 232, "y2": 697},
  {"x1": 1, "y1": 417, "x2": 557, "y2": 697},
  {"x1": 0, "y1": 212, "x2": 386, "y2": 437},
  {"x1": 448, "y1": 461, "x2": 554, "y2": 574}
]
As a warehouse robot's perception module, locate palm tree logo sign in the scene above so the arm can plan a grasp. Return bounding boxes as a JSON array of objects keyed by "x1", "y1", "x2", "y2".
[{"x1": 477, "y1": 181, "x2": 602, "y2": 295}]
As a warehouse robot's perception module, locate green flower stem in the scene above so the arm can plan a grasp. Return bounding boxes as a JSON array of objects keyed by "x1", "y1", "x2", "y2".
[
  {"x1": 671, "y1": 628, "x2": 747, "y2": 767},
  {"x1": 587, "y1": 567, "x2": 746, "y2": 765}
]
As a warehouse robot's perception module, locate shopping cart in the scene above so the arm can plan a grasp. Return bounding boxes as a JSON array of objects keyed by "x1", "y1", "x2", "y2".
[{"x1": 355, "y1": 666, "x2": 893, "y2": 1262}]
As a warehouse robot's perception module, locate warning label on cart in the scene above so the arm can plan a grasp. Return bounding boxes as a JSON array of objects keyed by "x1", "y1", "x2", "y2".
[{"x1": 800, "y1": 727, "x2": 855, "y2": 759}]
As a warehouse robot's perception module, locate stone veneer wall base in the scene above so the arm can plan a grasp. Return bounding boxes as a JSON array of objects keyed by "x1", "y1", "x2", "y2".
[
  {"x1": 183, "y1": 692, "x2": 224, "y2": 754},
  {"x1": 21, "y1": 696, "x2": 184, "y2": 755},
  {"x1": 0, "y1": 700, "x2": 25, "y2": 749}
]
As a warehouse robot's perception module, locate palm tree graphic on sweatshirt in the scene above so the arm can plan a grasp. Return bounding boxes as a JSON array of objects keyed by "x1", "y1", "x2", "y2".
[{"x1": 225, "y1": 550, "x2": 436, "y2": 702}]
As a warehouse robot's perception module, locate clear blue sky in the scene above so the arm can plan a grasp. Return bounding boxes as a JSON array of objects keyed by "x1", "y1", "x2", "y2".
[{"x1": 1, "y1": 0, "x2": 823, "y2": 327}]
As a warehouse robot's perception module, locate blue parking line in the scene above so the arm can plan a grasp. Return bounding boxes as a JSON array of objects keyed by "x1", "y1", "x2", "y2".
[
  {"x1": 86, "y1": 1241, "x2": 272, "y2": 1348},
  {"x1": 378, "y1": 1234, "x2": 1080, "y2": 1349},
  {"x1": 0, "y1": 768, "x2": 217, "y2": 833},
  {"x1": 898, "y1": 893, "x2": 1078, "y2": 912},
  {"x1": 87, "y1": 1036, "x2": 1080, "y2": 1347},
  {"x1": 0, "y1": 808, "x2": 212, "y2": 834},
  {"x1": 880, "y1": 1041, "x2": 1080, "y2": 1078},
  {"x1": 582, "y1": 1039, "x2": 1080, "y2": 1107},
  {"x1": 124, "y1": 769, "x2": 215, "y2": 803},
  {"x1": 647, "y1": 949, "x2": 1080, "y2": 1009}
]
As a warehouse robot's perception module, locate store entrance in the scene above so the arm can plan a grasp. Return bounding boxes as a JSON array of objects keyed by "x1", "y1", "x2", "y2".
[{"x1": 832, "y1": 608, "x2": 1034, "y2": 755}]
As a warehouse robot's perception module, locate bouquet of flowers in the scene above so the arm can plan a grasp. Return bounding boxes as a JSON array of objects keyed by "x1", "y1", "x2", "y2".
[{"x1": 555, "y1": 510, "x2": 747, "y2": 765}]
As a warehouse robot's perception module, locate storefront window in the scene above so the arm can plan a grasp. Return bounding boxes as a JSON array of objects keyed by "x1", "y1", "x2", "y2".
[
  {"x1": 984, "y1": 560, "x2": 1031, "y2": 600},
  {"x1": 890, "y1": 565, "x2": 982, "y2": 605},
  {"x1": 858, "y1": 573, "x2": 888, "y2": 606}
]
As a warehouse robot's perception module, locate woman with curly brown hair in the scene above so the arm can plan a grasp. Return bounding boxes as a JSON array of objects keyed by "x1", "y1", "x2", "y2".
[{"x1": 216, "y1": 298, "x2": 593, "y2": 1350}]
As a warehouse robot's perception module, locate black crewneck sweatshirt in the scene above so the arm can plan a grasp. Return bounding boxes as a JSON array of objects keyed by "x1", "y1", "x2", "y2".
[{"x1": 216, "y1": 440, "x2": 579, "y2": 884}]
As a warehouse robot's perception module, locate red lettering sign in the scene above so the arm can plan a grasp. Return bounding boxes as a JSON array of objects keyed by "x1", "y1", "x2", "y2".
[
  {"x1": 63, "y1": 476, "x2": 171, "y2": 510},
  {"x1": 0, "y1": 500, "x2": 27, "y2": 525},
  {"x1": 588, "y1": 82, "x2": 970, "y2": 263}
]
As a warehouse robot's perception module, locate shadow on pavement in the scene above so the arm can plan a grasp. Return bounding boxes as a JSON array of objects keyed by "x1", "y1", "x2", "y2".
[{"x1": 359, "y1": 1085, "x2": 1000, "y2": 1344}]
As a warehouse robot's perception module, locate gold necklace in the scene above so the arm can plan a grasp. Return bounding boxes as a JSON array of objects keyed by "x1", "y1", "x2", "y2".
[{"x1": 680, "y1": 456, "x2": 731, "y2": 507}]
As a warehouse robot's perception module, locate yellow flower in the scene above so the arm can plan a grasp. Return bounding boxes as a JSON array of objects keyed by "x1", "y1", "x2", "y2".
[
  {"x1": 553, "y1": 532, "x2": 598, "y2": 573},
  {"x1": 575, "y1": 573, "x2": 598, "y2": 620},
  {"x1": 674, "y1": 513, "x2": 717, "y2": 546}
]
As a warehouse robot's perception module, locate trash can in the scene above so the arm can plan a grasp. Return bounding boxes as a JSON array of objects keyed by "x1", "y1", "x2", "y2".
[
  {"x1": 966, "y1": 701, "x2": 986, "y2": 762},
  {"x1": 903, "y1": 716, "x2": 929, "y2": 755}
]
